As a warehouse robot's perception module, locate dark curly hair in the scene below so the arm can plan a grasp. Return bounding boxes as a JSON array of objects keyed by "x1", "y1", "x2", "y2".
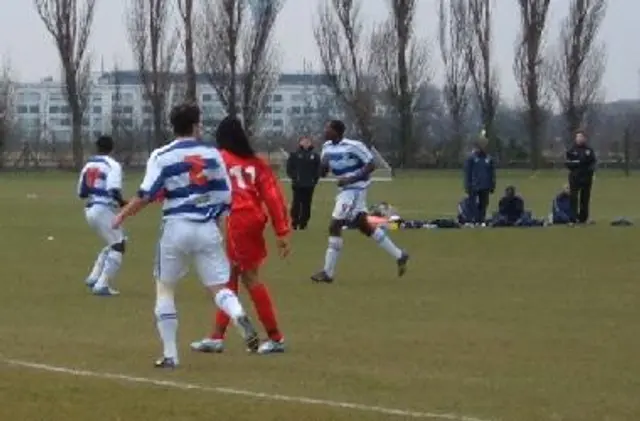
[{"x1": 215, "y1": 115, "x2": 255, "y2": 158}]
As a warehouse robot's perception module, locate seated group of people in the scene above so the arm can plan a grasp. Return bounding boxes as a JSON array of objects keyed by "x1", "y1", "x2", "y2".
[{"x1": 457, "y1": 185, "x2": 573, "y2": 227}]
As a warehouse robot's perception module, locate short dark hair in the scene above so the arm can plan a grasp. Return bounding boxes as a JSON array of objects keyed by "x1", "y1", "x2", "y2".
[
  {"x1": 96, "y1": 135, "x2": 114, "y2": 154},
  {"x1": 329, "y1": 120, "x2": 346, "y2": 137},
  {"x1": 215, "y1": 115, "x2": 255, "y2": 158},
  {"x1": 170, "y1": 103, "x2": 200, "y2": 136}
]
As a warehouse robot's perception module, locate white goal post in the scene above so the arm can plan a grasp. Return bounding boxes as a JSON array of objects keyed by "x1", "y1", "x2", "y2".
[{"x1": 274, "y1": 146, "x2": 393, "y2": 182}]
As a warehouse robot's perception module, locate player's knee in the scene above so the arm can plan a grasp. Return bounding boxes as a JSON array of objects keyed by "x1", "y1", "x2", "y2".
[
  {"x1": 154, "y1": 281, "x2": 176, "y2": 317},
  {"x1": 355, "y1": 213, "x2": 373, "y2": 235},
  {"x1": 111, "y1": 240, "x2": 126, "y2": 254},
  {"x1": 328, "y1": 220, "x2": 342, "y2": 236},
  {"x1": 240, "y1": 270, "x2": 259, "y2": 288}
]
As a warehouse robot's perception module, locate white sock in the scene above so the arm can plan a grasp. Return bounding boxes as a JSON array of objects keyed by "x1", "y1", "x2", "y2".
[
  {"x1": 214, "y1": 288, "x2": 245, "y2": 320},
  {"x1": 88, "y1": 247, "x2": 109, "y2": 281},
  {"x1": 93, "y1": 250, "x2": 122, "y2": 289},
  {"x1": 155, "y1": 295, "x2": 178, "y2": 361},
  {"x1": 323, "y1": 236, "x2": 343, "y2": 277},
  {"x1": 372, "y1": 227, "x2": 403, "y2": 259}
]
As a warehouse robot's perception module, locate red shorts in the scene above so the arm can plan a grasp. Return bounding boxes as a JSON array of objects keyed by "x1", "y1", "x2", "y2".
[{"x1": 227, "y1": 213, "x2": 267, "y2": 272}]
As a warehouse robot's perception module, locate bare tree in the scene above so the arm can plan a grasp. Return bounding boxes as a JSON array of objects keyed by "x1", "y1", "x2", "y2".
[
  {"x1": 199, "y1": 0, "x2": 282, "y2": 136},
  {"x1": 438, "y1": 0, "x2": 470, "y2": 164},
  {"x1": 34, "y1": 0, "x2": 96, "y2": 169},
  {"x1": 177, "y1": 0, "x2": 197, "y2": 102},
  {"x1": 0, "y1": 58, "x2": 13, "y2": 168},
  {"x1": 370, "y1": 0, "x2": 430, "y2": 167},
  {"x1": 465, "y1": 0, "x2": 499, "y2": 151},
  {"x1": 550, "y1": 0, "x2": 607, "y2": 139},
  {"x1": 127, "y1": 0, "x2": 179, "y2": 147},
  {"x1": 514, "y1": 0, "x2": 551, "y2": 169},
  {"x1": 314, "y1": 0, "x2": 376, "y2": 143}
]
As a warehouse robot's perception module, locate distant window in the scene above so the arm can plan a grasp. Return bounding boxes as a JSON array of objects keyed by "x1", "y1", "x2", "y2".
[
  {"x1": 49, "y1": 106, "x2": 60, "y2": 114},
  {"x1": 272, "y1": 94, "x2": 283, "y2": 102},
  {"x1": 29, "y1": 106, "x2": 39, "y2": 114},
  {"x1": 273, "y1": 119, "x2": 283, "y2": 127},
  {"x1": 93, "y1": 106, "x2": 102, "y2": 114},
  {"x1": 290, "y1": 106, "x2": 301, "y2": 114},
  {"x1": 17, "y1": 105, "x2": 28, "y2": 114},
  {"x1": 202, "y1": 94, "x2": 213, "y2": 102},
  {"x1": 122, "y1": 106, "x2": 134, "y2": 114}
]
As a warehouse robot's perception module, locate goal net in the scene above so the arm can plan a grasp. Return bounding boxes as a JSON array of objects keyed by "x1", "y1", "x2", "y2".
[{"x1": 273, "y1": 146, "x2": 393, "y2": 182}]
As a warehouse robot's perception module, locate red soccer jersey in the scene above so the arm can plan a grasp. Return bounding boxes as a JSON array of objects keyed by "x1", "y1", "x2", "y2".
[{"x1": 221, "y1": 150, "x2": 290, "y2": 238}]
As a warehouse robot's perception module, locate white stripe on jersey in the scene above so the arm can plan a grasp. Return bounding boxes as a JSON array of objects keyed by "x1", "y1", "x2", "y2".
[
  {"x1": 320, "y1": 138, "x2": 374, "y2": 190},
  {"x1": 137, "y1": 139, "x2": 231, "y2": 222},
  {"x1": 77, "y1": 155, "x2": 123, "y2": 208}
]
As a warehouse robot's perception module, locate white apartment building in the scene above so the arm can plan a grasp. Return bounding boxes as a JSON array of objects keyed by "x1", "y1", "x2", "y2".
[{"x1": 11, "y1": 71, "x2": 336, "y2": 142}]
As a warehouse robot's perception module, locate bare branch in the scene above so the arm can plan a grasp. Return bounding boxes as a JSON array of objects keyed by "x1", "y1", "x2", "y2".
[
  {"x1": 514, "y1": 0, "x2": 551, "y2": 168},
  {"x1": 127, "y1": 0, "x2": 179, "y2": 147},
  {"x1": 549, "y1": 0, "x2": 607, "y2": 137},
  {"x1": 33, "y1": 0, "x2": 97, "y2": 168},
  {"x1": 314, "y1": 0, "x2": 376, "y2": 142},
  {"x1": 177, "y1": 0, "x2": 196, "y2": 102}
]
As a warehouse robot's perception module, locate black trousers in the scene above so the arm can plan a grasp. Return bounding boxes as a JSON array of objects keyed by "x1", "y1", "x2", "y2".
[
  {"x1": 470, "y1": 190, "x2": 490, "y2": 223},
  {"x1": 569, "y1": 179, "x2": 592, "y2": 223},
  {"x1": 290, "y1": 186, "x2": 315, "y2": 229}
]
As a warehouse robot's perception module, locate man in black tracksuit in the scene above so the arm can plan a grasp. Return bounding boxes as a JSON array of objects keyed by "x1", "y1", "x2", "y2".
[
  {"x1": 565, "y1": 130, "x2": 596, "y2": 223},
  {"x1": 286, "y1": 136, "x2": 320, "y2": 230}
]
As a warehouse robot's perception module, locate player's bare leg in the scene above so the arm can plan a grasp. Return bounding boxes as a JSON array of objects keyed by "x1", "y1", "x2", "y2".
[
  {"x1": 355, "y1": 212, "x2": 409, "y2": 277},
  {"x1": 240, "y1": 269, "x2": 285, "y2": 354},
  {"x1": 311, "y1": 219, "x2": 344, "y2": 283},
  {"x1": 190, "y1": 268, "x2": 240, "y2": 353}
]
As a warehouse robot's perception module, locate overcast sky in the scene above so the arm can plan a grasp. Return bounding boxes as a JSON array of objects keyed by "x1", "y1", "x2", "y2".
[{"x1": 0, "y1": 0, "x2": 635, "y2": 102}]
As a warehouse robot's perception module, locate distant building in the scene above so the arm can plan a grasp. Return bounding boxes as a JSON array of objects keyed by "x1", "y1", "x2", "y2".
[{"x1": 11, "y1": 71, "x2": 337, "y2": 142}]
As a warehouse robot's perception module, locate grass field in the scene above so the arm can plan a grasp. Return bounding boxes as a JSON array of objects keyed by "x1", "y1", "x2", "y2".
[{"x1": 0, "y1": 170, "x2": 639, "y2": 421}]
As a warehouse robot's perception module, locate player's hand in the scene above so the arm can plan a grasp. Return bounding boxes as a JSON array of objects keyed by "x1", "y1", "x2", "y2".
[
  {"x1": 336, "y1": 177, "x2": 349, "y2": 187},
  {"x1": 276, "y1": 237, "x2": 290, "y2": 259}
]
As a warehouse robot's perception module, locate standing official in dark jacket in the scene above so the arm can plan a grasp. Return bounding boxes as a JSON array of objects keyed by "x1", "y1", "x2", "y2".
[
  {"x1": 565, "y1": 130, "x2": 596, "y2": 223},
  {"x1": 463, "y1": 136, "x2": 496, "y2": 223},
  {"x1": 287, "y1": 136, "x2": 320, "y2": 230}
]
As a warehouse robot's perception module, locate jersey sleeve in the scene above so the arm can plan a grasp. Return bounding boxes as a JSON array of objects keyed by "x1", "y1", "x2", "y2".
[
  {"x1": 77, "y1": 166, "x2": 88, "y2": 198},
  {"x1": 352, "y1": 141, "x2": 374, "y2": 164},
  {"x1": 106, "y1": 163, "x2": 123, "y2": 191},
  {"x1": 137, "y1": 153, "x2": 165, "y2": 200},
  {"x1": 256, "y1": 159, "x2": 290, "y2": 237}
]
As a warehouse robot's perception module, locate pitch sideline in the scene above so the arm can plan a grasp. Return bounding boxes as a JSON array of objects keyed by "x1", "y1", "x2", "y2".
[{"x1": 1, "y1": 356, "x2": 494, "y2": 421}]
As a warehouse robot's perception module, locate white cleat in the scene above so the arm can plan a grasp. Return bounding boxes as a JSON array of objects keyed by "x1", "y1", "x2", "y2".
[
  {"x1": 92, "y1": 286, "x2": 120, "y2": 296},
  {"x1": 257, "y1": 339, "x2": 285, "y2": 355},
  {"x1": 190, "y1": 338, "x2": 224, "y2": 353}
]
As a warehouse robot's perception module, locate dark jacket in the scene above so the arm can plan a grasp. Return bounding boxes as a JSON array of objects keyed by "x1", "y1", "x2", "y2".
[
  {"x1": 498, "y1": 195, "x2": 524, "y2": 224},
  {"x1": 463, "y1": 149, "x2": 496, "y2": 193},
  {"x1": 565, "y1": 144, "x2": 596, "y2": 183},
  {"x1": 552, "y1": 192, "x2": 573, "y2": 223},
  {"x1": 286, "y1": 146, "x2": 321, "y2": 188}
]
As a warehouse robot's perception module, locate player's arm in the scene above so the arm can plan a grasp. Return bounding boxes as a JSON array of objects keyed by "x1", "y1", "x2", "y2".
[
  {"x1": 257, "y1": 161, "x2": 291, "y2": 257},
  {"x1": 113, "y1": 155, "x2": 162, "y2": 227},
  {"x1": 76, "y1": 168, "x2": 89, "y2": 199},
  {"x1": 319, "y1": 144, "x2": 330, "y2": 177},
  {"x1": 107, "y1": 164, "x2": 127, "y2": 207}
]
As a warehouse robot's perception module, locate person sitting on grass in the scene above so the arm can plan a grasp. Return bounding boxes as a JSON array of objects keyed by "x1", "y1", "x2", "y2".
[
  {"x1": 550, "y1": 184, "x2": 574, "y2": 224},
  {"x1": 491, "y1": 186, "x2": 532, "y2": 227}
]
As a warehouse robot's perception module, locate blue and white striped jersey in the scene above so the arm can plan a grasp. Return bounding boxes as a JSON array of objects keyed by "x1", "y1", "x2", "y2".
[
  {"x1": 137, "y1": 139, "x2": 231, "y2": 222},
  {"x1": 77, "y1": 155, "x2": 123, "y2": 208},
  {"x1": 321, "y1": 138, "x2": 374, "y2": 190}
]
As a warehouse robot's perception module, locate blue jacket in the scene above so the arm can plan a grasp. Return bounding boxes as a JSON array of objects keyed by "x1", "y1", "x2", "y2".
[
  {"x1": 552, "y1": 192, "x2": 573, "y2": 223},
  {"x1": 464, "y1": 150, "x2": 496, "y2": 193},
  {"x1": 498, "y1": 195, "x2": 525, "y2": 223},
  {"x1": 457, "y1": 197, "x2": 476, "y2": 224}
]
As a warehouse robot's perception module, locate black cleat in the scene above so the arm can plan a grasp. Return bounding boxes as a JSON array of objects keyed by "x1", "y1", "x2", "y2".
[
  {"x1": 154, "y1": 357, "x2": 177, "y2": 369},
  {"x1": 311, "y1": 271, "x2": 334, "y2": 284},
  {"x1": 397, "y1": 252, "x2": 409, "y2": 277},
  {"x1": 236, "y1": 315, "x2": 260, "y2": 353}
]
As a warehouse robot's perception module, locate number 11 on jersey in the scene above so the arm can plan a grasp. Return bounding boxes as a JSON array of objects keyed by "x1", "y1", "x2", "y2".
[{"x1": 229, "y1": 165, "x2": 256, "y2": 189}]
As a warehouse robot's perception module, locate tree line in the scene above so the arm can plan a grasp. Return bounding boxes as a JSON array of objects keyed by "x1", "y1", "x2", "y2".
[{"x1": 0, "y1": 0, "x2": 614, "y2": 170}]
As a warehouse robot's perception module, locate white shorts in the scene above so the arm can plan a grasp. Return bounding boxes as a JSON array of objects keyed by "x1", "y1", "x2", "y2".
[
  {"x1": 332, "y1": 189, "x2": 368, "y2": 221},
  {"x1": 154, "y1": 219, "x2": 230, "y2": 287},
  {"x1": 85, "y1": 205, "x2": 125, "y2": 245}
]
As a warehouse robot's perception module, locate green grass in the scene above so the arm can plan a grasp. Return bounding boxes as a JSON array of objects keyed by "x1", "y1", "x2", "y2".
[{"x1": 1, "y1": 170, "x2": 639, "y2": 421}]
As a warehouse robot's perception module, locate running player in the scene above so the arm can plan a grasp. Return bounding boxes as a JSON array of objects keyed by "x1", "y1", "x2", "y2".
[
  {"x1": 112, "y1": 104, "x2": 259, "y2": 368},
  {"x1": 311, "y1": 120, "x2": 409, "y2": 283},
  {"x1": 77, "y1": 135, "x2": 126, "y2": 296},
  {"x1": 190, "y1": 115, "x2": 290, "y2": 355}
]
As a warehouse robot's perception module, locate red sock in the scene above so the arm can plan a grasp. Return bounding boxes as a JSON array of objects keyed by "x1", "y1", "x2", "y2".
[
  {"x1": 211, "y1": 270, "x2": 239, "y2": 340},
  {"x1": 248, "y1": 283, "x2": 282, "y2": 341}
]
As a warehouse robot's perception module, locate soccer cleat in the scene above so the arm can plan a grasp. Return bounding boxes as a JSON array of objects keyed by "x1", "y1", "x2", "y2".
[
  {"x1": 154, "y1": 357, "x2": 178, "y2": 369},
  {"x1": 235, "y1": 315, "x2": 260, "y2": 352},
  {"x1": 85, "y1": 278, "x2": 97, "y2": 288},
  {"x1": 257, "y1": 339, "x2": 285, "y2": 355},
  {"x1": 311, "y1": 271, "x2": 334, "y2": 284},
  {"x1": 92, "y1": 286, "x2": 120, "y2": 296},
  {"x1": 190, "y1": 338, "x2": 224, "y2": 353},
  {"x1": 397, "y1": 252, "x2": 409, "y2": 277}
]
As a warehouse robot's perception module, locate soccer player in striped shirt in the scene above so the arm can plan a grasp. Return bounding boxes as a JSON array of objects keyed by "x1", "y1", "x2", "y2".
[
  {"x1": 112, "y1": 103, "x2": 259, "y2": 368},
  {"x1": 77, "y1": 135, "x2": 126, "y2": 296},
  {"x1": 311, "y1": 120, "x2": 409, "y2": 283}
]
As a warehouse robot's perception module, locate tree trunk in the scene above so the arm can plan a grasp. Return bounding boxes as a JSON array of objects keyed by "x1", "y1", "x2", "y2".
[
  {"x1": 153, "y1": 99, "x2": 165, "y2": 147},
  {"x1": 71, "y1": 107, "x2": 84, "y2": 169}
]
